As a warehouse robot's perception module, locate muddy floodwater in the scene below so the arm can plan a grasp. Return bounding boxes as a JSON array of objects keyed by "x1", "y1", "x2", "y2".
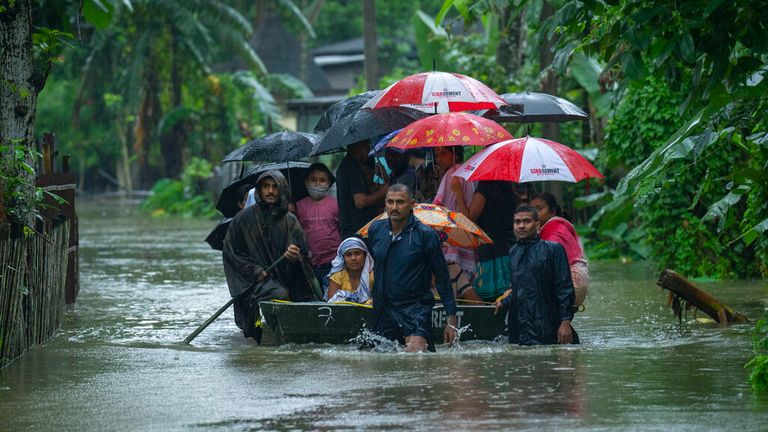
[{"x1": 2, "y1": 198, "x2": 767, "y2": 431}]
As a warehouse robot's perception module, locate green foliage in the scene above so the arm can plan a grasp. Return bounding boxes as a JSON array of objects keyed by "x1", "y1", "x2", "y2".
[
  {"x1": 746, "y1": 313, "x2": 768, "y2": 392},
  {"x1": 141, "y1": 157, "x2": 218, "y2": 218},
  {"x1": 549, "y1": 0, "x2": 768, "y2": 279},
  {"x1": 0, "y1": 144, "x2": 65, "y2": 230},
  {"x1": 603, "y1": 76, "x2": 689, "y2": 168},
  {"x1": 1, "y1": 144, "x2": 39, "y2": 226}
]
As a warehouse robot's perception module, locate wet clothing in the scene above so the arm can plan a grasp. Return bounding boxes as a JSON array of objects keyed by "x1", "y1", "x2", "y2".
[
  {"x1": 222, "y1": 171, "x2": 320, "y2": 335},
  {"x1": 367, "y1": 214, "x2": 456, "y2": 350},
  {"x1": 475, "y1": 255, "x2": 511, "y2": 302},
  {"x1": 473, "y1": 181, "x2": 517, "y2": 301},
  {"x1": 539, "y1": 216, "x2": 589, "y2": 306},
  {"x1": 501, "y1": 236, "x2": 576, "y2": 345},
  {"x1": 336, "y1": 154, "x2": 379, "y2": 238},
  {"x1": 433, "y1": 164, "x2": 477, "y2": 273},
  {"x1": 326, "y1": 237, "x2": 374, "y2": 304},
  {"x1": 374, "y1": 302, "x2": 435, "y2": 351},
  {"x1": 296, "y1": 195, "x2": 341, "y2": 267},
  {"x1": 392, "y1": 166, "x2": 417, "y2": 194},
  {"x1": 328, "y1": 269, "x2": 375, "y2": 303}
]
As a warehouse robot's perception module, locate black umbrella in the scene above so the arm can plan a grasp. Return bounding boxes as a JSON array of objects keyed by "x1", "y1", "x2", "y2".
[
  {"x1": 311, "y1": 107, "x2": 428, "y2": 156},
  {"x1": 486, "y1": 91, "x2": 589, "y2": 123},
  {"x1": 205, "y1": 217, "x2": 232, "y2": 251},
  {"x1": 216, "y1": 162, "x2": 311, "y2": 217},
  {"x1": 221, "y1": 132, "x2": 318, "y2": 163},
  {"x1": 314, "y1": 90, "x2": 380, "y2": 133}
]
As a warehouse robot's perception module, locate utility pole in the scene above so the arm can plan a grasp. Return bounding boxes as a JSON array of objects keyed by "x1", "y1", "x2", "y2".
[{"x1": 362, "y1": 0, "x2": 379, "y2": 90}]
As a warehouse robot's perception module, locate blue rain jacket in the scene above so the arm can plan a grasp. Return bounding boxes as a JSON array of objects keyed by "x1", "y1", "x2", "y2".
[{"x1": 367, "y1": 214, "x2": 457, "y2": 328}]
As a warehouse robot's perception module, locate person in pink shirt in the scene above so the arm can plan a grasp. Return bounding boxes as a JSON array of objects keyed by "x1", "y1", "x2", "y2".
[
  {"x1": 296, "y1": 163, "x2": 341, "y2": 291},
  {"x1": 531, "y1": 192, "x2": 589, "y2": 307},
  {"x1": 433, "y1": 146, "x2": 481, "y2": 301}
]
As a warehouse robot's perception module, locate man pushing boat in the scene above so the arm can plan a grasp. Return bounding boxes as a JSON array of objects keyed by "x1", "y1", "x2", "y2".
[
  {"x1": 367, "y1": 184, "x2": 458, "y2": 352},
  {"x1": 222, "y1": 170, "x2": 320, "y2": 342}
]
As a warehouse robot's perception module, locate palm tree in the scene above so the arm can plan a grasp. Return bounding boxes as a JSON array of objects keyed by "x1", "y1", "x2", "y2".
[{"x1": 71, "y1": 0, "x2": 316, "y2": 187}]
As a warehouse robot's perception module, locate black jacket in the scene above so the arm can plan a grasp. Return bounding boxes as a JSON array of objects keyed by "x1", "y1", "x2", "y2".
[
  {"x1": 501, "y1": 236, "x2": 575, "y2": 345},
  {"x1": 368, "y1": 214, "x2": 457, "y2": 326}
]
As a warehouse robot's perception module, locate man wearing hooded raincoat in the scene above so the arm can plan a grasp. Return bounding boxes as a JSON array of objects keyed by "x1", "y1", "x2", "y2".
[
  {"x1": 496, "y1": 205, "x2": 578, "y2": 345},
  {"x1": 223, "y1": 170, "x2": 320, "y2": 340}
]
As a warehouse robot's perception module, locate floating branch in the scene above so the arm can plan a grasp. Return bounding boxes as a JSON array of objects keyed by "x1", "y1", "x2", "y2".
[{"x1": 657, "y1": 269, "x2": 749, "y2": 324}]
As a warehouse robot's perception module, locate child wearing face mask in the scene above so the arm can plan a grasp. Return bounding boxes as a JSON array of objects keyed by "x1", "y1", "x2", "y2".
[{"x1": 296, "y1": 163, "x2": 342, "y2": 290}]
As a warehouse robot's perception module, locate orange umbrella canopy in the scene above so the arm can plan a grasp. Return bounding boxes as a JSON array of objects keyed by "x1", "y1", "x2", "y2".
[
  {"x1": 357, "y1": 203, "x2": 492, "y2": 249},
  {"x1": 385, "y1": 112, "x2": 512, "y2": 150}
]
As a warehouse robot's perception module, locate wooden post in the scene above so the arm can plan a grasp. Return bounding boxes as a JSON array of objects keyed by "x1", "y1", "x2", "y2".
[
  {"x1": 42, "y1": 133, "x2": 55, "y2": 175},
  {"x1": 35, "y1": 133, "x2": 79, "y2": 304}
]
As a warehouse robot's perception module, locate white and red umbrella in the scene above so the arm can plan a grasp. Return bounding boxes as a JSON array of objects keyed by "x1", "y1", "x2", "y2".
[
  {"x1": 453, "y1": 136, "x2": 604, "y2": 183},
  {"x1": 385, "y1": 112, "x2": 512, "y2": 150},
  {"x1": 362, "y1": 71, "x2": 508, "y2": 114}
]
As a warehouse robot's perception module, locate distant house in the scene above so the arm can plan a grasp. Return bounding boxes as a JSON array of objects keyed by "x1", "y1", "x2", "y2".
[
  {"x1": 311, "y1": 37, "x2": 366, "y2": 93},
  {"x1": 249, "y1": 14, "x2": 335, "y2": 97},
  {"x1": 285, "y1": 37, "x2": 368, "y2": 132}
]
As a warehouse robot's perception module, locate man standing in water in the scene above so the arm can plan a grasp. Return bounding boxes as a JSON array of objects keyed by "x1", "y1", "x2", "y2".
[
  {"x1": 367, "y1": 184, "x2": 458, "y2": 352},
  {"x1": 223, "y1": 170, "x2": 320, "y2": 342},
  {"x1": 495, "y1": 206, "x2": 577, "y2": 345}
]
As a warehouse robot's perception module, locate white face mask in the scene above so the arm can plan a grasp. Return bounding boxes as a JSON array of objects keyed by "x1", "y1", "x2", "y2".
[{"x1": 307, "y1": 185, "x2": 329, "y2": 199}]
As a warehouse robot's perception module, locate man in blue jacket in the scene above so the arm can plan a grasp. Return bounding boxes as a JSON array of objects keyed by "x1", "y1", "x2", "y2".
[
  {"x1": 367, "y1": 184, "x2": 458, "y2": 352},
  {"x1": 495, "y1": 205, "x2": 577, "y2": 345}
]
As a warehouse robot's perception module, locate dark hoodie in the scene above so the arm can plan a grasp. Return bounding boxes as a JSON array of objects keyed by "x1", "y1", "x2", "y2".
[
  {"x1": 367, "y1": 214, "x2": 457, "y2": 329},
  {"x1": 223, "y1": 170, "x2": 320, "y2": 329},
  {"x1": 501, "y1": 236, "x2": 575, "y2": 345}
]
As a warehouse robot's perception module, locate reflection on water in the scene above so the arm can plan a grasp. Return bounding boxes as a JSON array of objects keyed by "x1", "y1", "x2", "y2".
[{"x1": 1, "y1": 198, "x2": 767, "y2": 431}]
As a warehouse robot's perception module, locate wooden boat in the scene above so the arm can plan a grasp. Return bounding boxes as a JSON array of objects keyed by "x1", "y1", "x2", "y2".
[{"x1": 258, "y1": 300, "x2": 507, "y2": 345}]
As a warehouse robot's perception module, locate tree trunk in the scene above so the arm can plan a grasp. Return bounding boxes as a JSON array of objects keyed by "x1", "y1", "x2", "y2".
[
  {"x1": 362, "y1": 0, "x2": 378, "y2": 90},
  {"x1": 160, "y1": 26, "x2": 185, "y2": 179},
  {"x1": 0, "y1": 0, "x2": 48, "y2": 225},
  {"x1": 133, "y1": 60, "x2": 160, "y2": 189},
  {"x1": 497, "y1": 6, "x2": 526, "y2": 78},
  {"x1": 538, "y1": 1, "x2": 562, "y2": 200}
]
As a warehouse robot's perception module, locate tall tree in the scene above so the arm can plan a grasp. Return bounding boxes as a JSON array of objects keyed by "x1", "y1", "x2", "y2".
[
  {"x1": 362, "y1": 0, "x2": 378, "y2": 90},
  {"x1": 0, "y1": 0, "x2": 64, "y2": 225}
]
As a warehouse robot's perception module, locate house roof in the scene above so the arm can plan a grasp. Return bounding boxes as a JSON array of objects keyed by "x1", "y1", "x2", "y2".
[
  {"x1": 312, "y1": 37, "x2": 365, "y2": 56},
  {"x1": 249, "y1": 15, "x2": 334, "y2": 95}
]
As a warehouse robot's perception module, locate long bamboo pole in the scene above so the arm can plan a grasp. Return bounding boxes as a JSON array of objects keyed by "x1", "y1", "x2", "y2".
[{"x1": 182, "y1": 255, "x2": 286, "y2": 345}]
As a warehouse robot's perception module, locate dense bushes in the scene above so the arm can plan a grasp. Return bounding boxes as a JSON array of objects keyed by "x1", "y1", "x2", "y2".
[{"x1": 140, "y1": 158, "x2": 218, "y2": 219}]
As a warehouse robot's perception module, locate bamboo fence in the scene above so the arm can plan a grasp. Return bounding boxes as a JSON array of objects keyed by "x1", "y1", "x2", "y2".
[{"x1": 0, "y1": 220, "x2": 70, "y2": 367}]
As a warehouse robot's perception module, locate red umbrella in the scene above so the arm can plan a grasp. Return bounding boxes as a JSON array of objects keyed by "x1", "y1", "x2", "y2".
[
  {"x1": 385, "y1": 112, "x2": 512, "y2": 150},
  {"x1": 453, "y1": 136, "x2": 604, "y2": 183},
  {"x1": 362, "y1": 71, "x2": 508, "y2": 113}
]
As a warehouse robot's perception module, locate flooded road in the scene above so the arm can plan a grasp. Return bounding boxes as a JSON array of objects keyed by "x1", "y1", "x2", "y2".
[{"x1": 2, "y1": 198, "x2": 767, "y2": 431}]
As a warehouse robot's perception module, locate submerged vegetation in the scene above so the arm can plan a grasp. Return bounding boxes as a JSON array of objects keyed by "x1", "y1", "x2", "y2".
[{"x1": 746, "y1": 312, "x2": 768, "y2": 392}]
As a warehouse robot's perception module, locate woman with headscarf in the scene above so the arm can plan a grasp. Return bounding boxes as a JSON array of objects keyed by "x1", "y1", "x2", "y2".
[{"x1": 326, "y1": 237, "x2": 374, "y2": 304}]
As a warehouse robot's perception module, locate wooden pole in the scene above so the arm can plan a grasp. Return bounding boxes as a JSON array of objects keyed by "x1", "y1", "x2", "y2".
[{"x1": 182, "y1": 255, "x2": 286, "y2": 344}]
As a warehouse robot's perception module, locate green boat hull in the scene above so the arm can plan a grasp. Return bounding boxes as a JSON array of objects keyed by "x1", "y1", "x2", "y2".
[{"x1": 258, "y1": 301, "x2": 507, "y2": 346}]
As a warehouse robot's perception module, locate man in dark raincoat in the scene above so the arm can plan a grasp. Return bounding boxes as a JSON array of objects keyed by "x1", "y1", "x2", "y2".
[
  {"x1": 367, "y1": 184, "x2": 458, "y2": 352},
  {"x1": 495, "y1": 205, "x2": 577, "y2": 345},
  {"x1": 223, "y1": 170, "x2": 320, "y2": 341}
]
